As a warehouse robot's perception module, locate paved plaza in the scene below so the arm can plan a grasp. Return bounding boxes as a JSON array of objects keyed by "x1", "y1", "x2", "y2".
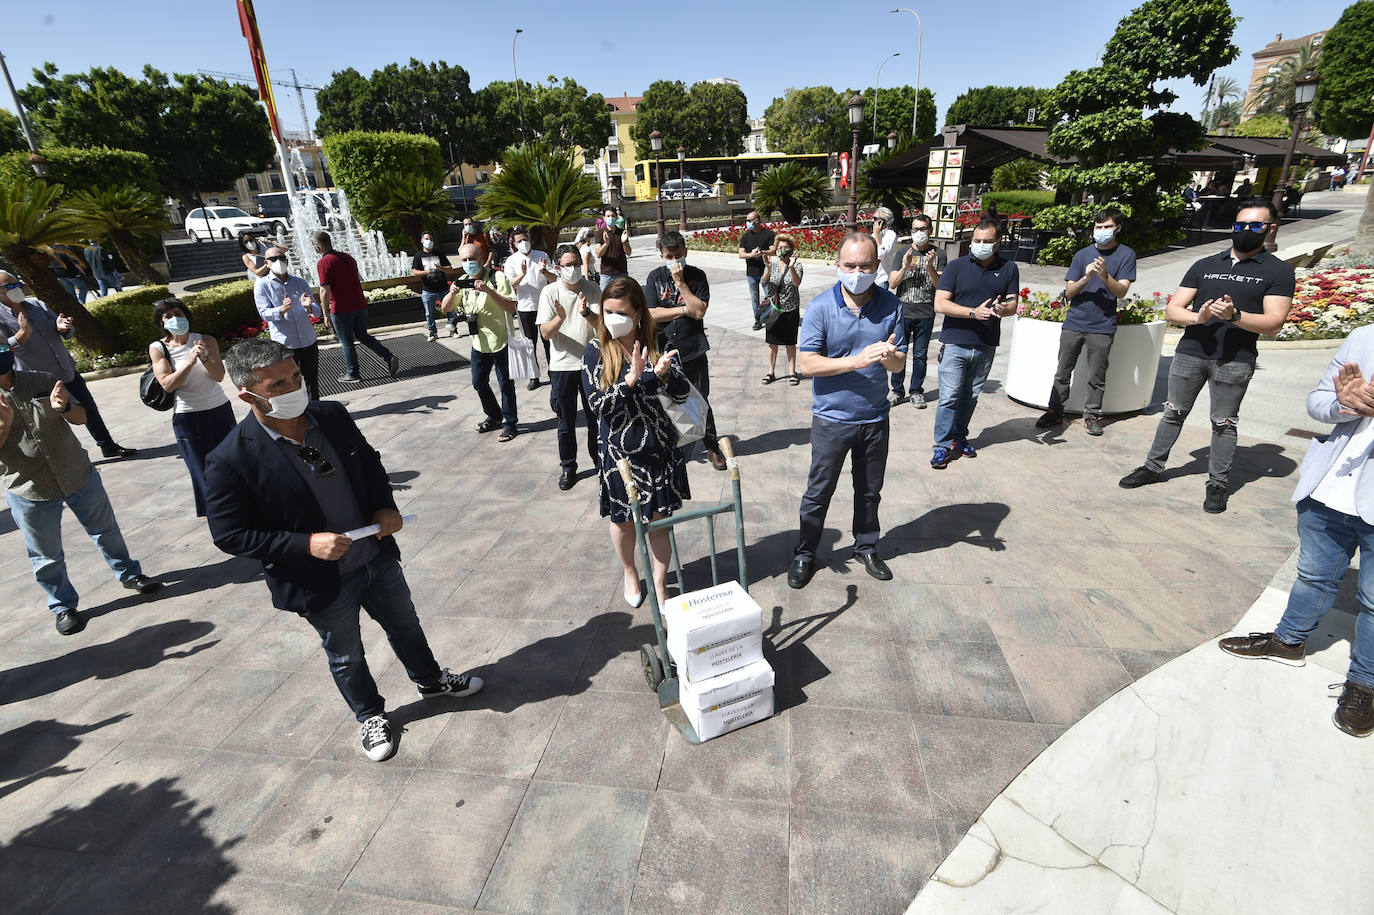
[{"x1": 0, "y1": 190, "x2": 1368, "y2": 913}]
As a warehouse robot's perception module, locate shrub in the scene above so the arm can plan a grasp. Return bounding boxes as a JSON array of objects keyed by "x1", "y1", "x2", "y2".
[
  {"x1": 82, "y1": 284, "x2": 170, "y2": 350},
  {"x1": 982, "y1": 190, "x2": 1055, "y2": 216},
  {"x1": 320, "y1": 131, "x2": 444, "y2": 232},
  {"x1": 183, "y1": 279, "x2": 260, "y2": 339},
  {"x1": 991, "y1": 158, "x2": 1045, "y2": 191},
  {"x1": 752, "y1": 161, "x2": 832, "y2": 225},
  {"x1": 0, "y1": 147, "x2": 159, "y2": 197}
]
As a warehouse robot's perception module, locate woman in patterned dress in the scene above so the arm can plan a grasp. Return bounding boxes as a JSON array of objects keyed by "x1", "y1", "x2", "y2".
[
  {"x1": 761, "y1": 232, "x2": 804, "y2": 385},
  {"x1": 582, "y1": 277, "x2": 691, "y2": 608}
]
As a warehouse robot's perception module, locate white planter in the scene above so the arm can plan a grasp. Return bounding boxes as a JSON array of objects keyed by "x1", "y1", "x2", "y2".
[{"x1": 1004, "y1": 317, "x2": 1167, "y2": 415}]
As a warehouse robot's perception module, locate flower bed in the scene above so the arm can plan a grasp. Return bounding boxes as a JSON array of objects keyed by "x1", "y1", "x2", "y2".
[
  {"x1": 1015, "y1": 287, "x2": 1166, "y2": 325},
  {"x1": 690, "y1": 222, "x2": 867, "y2": 259},
  {"x1": 1279, "y1": 251, "x2": 1374, "y2": 341}
]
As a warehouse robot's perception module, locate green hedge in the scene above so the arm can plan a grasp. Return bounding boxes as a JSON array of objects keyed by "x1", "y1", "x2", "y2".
[
  {"x1": 982, "y1": 189, "x2": 1055, "y2": 216},
  {"x1": 319, "y1": 131, "x2": 443, "y2": 235},
  {"x1": 0, "y1": 146, "x2": 159, "y2": 197},
  {"x1": 80, "y1": 279, "x2": 260, "y2": 354}
]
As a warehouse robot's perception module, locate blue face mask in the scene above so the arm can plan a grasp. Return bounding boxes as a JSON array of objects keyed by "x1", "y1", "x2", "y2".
[
  {"x1": 164, "y1": 316, "x2": 189, "y2": 335},
  {"x1": 970, "y1": 242, "x2": 996, "y2": 261},
  {"x1": 463, "y1": 261, "x2": 482, "y2": 277},
  {"x1": 1093, "y1": 228, "x2": 1116, "y2": 246}
]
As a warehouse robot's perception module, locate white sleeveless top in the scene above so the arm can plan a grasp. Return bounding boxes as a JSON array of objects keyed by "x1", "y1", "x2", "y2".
[{"x1": 166, "y1": 333, "x2": 230, "y2": 414}]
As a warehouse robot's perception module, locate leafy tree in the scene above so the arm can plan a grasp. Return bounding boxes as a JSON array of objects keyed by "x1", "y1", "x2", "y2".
[
  {"x1": 358, "y1": 174, "x2": 457, "y2": 249},
  {"x1": 991, "y1": 158, "x2": 1045, "y2": 191},
  {"x1": 472, "y1": 77, "x2": 612, "y2": 163},
  {"x1": 19, "y1": 65, "x2": 274, "y2": 215},
  {"x1": 319, "y1": 131, "x2": 445, "y2": 233},
  {"x1": 1212, "y1": 100, "x2": 1243, "y2": 131},
  {"x1": 0, "y1": 179, "x2": 122, "y2": 353},
  {"x1": 630, "y1": 80, "x2": 749, "y2": 160},
  {"x1": 857, "y1": 146, "x2": 924, "y2": 230},
  {"x1": 0, "y1": 147, "x2": 158, "y2": 197},
  {"x1": 476, "y1": 142, "x2": 602, "y2": 253},
  {"x1": 752, "y1": 162, "x2": 832, "y2": 224},
  {"x1": 944, "y1": 86, "x2": 1052, "y2": 127},
  {"x1": 1033, "y1": 0, "x2": 1237, "y2": 265},
  {"x1": 1233, "y1": 114, "x2": 1290, "y2": 138},
  {"x1": 66, "y1": 184, "x2": 167, "y2": 285},
  {"x1": 763, "y1": 87, "x2": 850, "y2": 154},
  {"x1": 1313, "y1": 1, "x2": 1374, "y2": 139},
  {"x1": 315, "y1": 59, "x2": 476, "y2": 167},
  {"x1": 861, "y1": 86, "x2": 937, "y2": 148},
  {"x1": 0, "y1": 109, "x2": 24, "y2": 155}
]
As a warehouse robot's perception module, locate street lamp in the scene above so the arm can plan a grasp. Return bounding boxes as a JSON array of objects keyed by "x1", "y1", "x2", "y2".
[
  {"x1": 891, "y1": 9, "x2": 924, "y2": 137},
  {"x1": 512, "y1": 29, "x2": 526, "y2": 142},
  {"x1": 845, "y1": 94, "x2": 865, "y2": 230},
  {"x1": 651, "y1": 130, "x2": 666, "y2": 240},
  {"x1": 27, "y1": 152, "x2": 47, "y2": 178},
  {"x1": 872, "y1": 52, "x2": 900, "y2": 140},
  {"x1": 887, "y1": 131, "x2": 898, "y2": 151},
  {"x1": 1269, "y1": 70, "x2": 1321, "y2": 252},
  {"x1": 677, "y1": 146, "x2": 688, "y2": 232}
]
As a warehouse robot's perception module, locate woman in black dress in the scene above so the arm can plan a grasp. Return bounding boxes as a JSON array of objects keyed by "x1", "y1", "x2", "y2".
[
  {"x1": 761, "y1": 232, "x2": 804, "y2": 385},
  {"x1": 582, "y1": 277, "x2": 691, "y2": 608}
]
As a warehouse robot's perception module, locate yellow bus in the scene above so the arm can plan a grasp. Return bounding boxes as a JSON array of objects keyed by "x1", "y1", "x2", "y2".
[{"x1": 632, "y1": 153, "x2": 831, "y2": 201}]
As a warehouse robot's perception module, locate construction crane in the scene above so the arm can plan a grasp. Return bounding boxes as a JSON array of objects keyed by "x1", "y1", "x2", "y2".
[{"x1": 197, "y1": 68, "x2": 321, "y2": 141}]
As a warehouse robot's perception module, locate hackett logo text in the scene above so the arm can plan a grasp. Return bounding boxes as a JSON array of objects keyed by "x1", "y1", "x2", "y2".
[{"x1": 1201, "y1": 272, "x2": 1266, "y2": 284}]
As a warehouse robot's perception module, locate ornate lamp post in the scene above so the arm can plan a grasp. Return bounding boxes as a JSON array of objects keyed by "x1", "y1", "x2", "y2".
[
  {"x1": 845, "y1": 94, "x2": 865, "y2": 230},
  {"x1": 1268, "y1": 70, "x2": 1321, "y2": 253},
  {"x1": 677, "y1": 146, "x2": 688, "y2": 232},
  {"x1": 651, "y1": 130, "x2": 665, "y2": 240}
]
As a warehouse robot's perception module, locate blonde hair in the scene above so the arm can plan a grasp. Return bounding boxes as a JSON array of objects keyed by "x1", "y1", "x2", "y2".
[
  {"x1": 775, "y1": 232, "x2": 797, "y2": 250},
  {"x1": 597, "y1": 277, "x2": 660, "y2": 390}
]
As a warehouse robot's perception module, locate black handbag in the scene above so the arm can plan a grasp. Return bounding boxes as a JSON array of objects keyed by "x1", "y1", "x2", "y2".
[{"x1": 139, "y1": 341, "x2": 176, "y2": 411}]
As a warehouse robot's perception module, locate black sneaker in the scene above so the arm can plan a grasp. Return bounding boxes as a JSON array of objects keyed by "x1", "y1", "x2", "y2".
[
  {"x1": 1218, "y1": 632, "x2": 1305, "y2": 667},
  {"x1": 526, "y1": 378, "x2": 539, "y2": 391},
  {"x1": 417, "y1": 668, "x2": 484, "y2": 699},
  {"x1": 338, "y1": 373, "x2": 362, "y2": 384},
  {"x1": 427, "y1": 332, "x2": 438, "y2": 342},
  {"x1": 1203, "y1": 482, "x2": 1229, "y2": 514},
  {"x1": 121, "y1": 574, "x2": 163, "y2": 594},
  {"x1": 387, "y1": 355, "x2": 401, "y2": 377},
  {"x1": 359, "y1": 714, "x2": 395, "y2": 761},
  {"x1": 54, "y1": 608, "x2": 85, "y2": 635},
  {"x1": 1333, "y1": 681, "x2": 1374, "y2": 737},
  {"x1": 1035, "y1": 411, "x2": 1063, "y2": 429},
  {"x1": 1118, "y1": 466, "x2": 1161, "y2": 489},
  {"x1": 752, "y1": 320, "x2": 765, "y2": 331}
]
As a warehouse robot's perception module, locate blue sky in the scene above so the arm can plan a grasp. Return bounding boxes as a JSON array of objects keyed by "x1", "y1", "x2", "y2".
[{"x1": 0, "y1": 0, "x2": 1353, "y2": 136}]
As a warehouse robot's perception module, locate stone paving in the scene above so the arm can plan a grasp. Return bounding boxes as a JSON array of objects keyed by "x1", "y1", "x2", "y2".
[{"x1": 0, "y1": 217, "x2": 1346, "y2": 911}]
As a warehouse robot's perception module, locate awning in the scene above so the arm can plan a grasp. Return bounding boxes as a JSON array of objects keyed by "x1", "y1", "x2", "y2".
[{"x1": 1204, "y1": 135, "x2": 1346, "y2": 167}]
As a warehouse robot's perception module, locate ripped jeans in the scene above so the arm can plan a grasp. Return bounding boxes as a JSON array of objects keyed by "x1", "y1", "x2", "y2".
[{"x1": 1144, "y1": 352, "x2": 1254, "y2": 485}]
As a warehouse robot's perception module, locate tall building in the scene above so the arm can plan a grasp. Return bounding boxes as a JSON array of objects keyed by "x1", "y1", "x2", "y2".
[
  {"x1": 1243, "y1": 30, "x2": 1328, "y2": 118},
  {"x1": 594, "y1": 94, "x2": 643, "y2": 201},
  {"x1": 743, "y1": 118, "x2": 770, "y2": 155}
]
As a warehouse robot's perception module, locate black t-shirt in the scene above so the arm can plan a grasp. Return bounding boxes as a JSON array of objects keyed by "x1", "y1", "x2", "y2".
[
  {"x1": 740, "y1": 228, "x2": 775, "y2": 278},
  {"x1": 1175, "y1": 249, "x2": 1296, "y2": 364},
  {"x1": 597, "y1": 227, "x2": 628, "y2": 274},
  {"x1": 645, "y1": 264, "x2": 711, "y2": 363},
  {"x1": 411, "y1": 252, "x2": 452, "y2": 293}
]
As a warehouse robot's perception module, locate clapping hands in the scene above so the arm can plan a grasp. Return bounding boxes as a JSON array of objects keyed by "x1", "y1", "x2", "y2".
[{"x1": 1335, "y1": 362, "x2": 1374, "y2": 417}]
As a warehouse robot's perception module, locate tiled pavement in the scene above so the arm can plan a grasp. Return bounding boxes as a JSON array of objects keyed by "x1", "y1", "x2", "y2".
[{"x1": 0, "y1": 281, "x2": 1310, "y2": 911}]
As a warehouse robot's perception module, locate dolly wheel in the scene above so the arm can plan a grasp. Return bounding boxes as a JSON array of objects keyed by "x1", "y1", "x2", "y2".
[{"x1": 640, "y1": 644, "x2": 664, "y2": 691}]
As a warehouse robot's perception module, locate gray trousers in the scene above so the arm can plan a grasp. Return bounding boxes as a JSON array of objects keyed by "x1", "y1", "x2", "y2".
[
  {"x1": 1144, "y1": 352, "x2": 1254, "y2": 485},
  {"x1": 796, "y1": 415, "x2": 889, "y2": 561},
  {"x1": 1048, "y1": 329, "x2": 1113, "y2": 416}
]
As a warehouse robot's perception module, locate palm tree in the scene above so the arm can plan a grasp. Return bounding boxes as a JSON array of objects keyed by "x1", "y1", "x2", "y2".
[
  {"x1": 0, "y1": 178, "x2": 123, "y2": 354},
  {"x1": 1250, "y1": 41, "x2": 1321, "y2": 117},
  {"x1": 358, "y1": 174, "x2": 457, "y2": 250},
  {"x1": 753, "y1": 161, "x2": 832, "y2": 226},
  {"x1": 66, "y1": 184, "x2": 167, "y2": 286},
  {"x1": 476, "y1": 142, "x2": 602, "y2": 253},
  {"x1": 1208, "y1": 76, "x2": 1242, "y2": 130}
]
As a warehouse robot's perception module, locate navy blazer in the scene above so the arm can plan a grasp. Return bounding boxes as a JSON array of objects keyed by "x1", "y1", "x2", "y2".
[{"x1": 204, "y1": 400, "x2": 399, "y2": 614}]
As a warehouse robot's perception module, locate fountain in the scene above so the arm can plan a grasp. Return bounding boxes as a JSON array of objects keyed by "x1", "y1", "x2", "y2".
[{"x1": 275, "y1": 148, "x2": 410, "y2": 284}]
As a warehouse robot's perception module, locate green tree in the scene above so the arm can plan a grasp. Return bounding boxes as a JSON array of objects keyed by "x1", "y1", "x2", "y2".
[
  {"x1": 1033, "y1": 0, "x2": 1238, "y2": 265},
  {"x1": 0, "y1": 109, "x2": 24, "y2": 155},
  {"x1": 752, "y1": 162, "x2": 832, "y2": 224},
  {"x1": 857, "y1": 146, "x2": 924, "y2": 229},
  {"x1": 1233, "y1": 114, "x2": 1291, "y2": 138},
  {"x1": 1313, "y1": 2, "x2": 1374, "y2": 139},
  {"x1": 0, "y1": 179, "x2": 122, "y2": 353},
  {"x1": 630, "y1": 80, "x2": 750, "y2": 160},
  {"x1": 476, "y1": 142, "x2": 602, "y2": 253},
  {"x1": 861, "y1": 86, "x2": 937, "y2": 147},
  {"x1": 1249, "y1": 40, "x2": 1321, "y2": 117},
  {"x1": 944, "y1": 86, "x2": 1051, "y2": 127},
  {"x1": 472, "y1": 77, "x2": 613, "y2": 163},
  {"x1": 20, "y1": 65, "x2": 274, "y2": 216},
  {"x1": 320, "y1": 131, "x2": 445, "y2": 233},
  {"x1": 0, "y1": 147, "x2": 158, "y2": 197},
  {"x1": 763, "y1": 87, "x2": 849, "y2": 154},
  {"x1": 66, "y1": 184, "x2": 167, "y2": 285},
  {"x1": 1203, "y1": 75, "x2": 1243, "y2": 130},
  {"x1": 359, "y1": 174, "x2": 457, "y2": 249},
  {"x1": 991, "y1": 158, "x2": 1045, "y2": 191}
]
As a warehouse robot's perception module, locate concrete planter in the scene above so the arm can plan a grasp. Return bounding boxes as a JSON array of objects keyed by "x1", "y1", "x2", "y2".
[
  {"x1": 1005, "y1": 317, "x2": 1167, "y2": 415},
  {"x1": 366, "y1": 295, "x2": 426, "y2": 329}
]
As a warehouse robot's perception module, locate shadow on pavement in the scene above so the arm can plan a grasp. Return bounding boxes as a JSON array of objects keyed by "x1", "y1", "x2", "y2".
[
  {"x1": 1164, "y1": 442, "x2": 1297, "y2": 493},
  {"x1": 732, "y1": 425, "x2": 812, "y2": 456},
  {"x1": 765, "y1": 583, "x2": 858, "y2": 713},
  {"x1": 0, "y1": 508, "x2": 13, "y2": 537},
  {"x1": 886, "y1": 503, "x2": 1010, "y2": 554},
  {"x1": 0, "y1": 620, "x2": 218, "y2": 706},
  {"x1": 83, "y1": 556, "x2": 262, "y2": 622},
  {"x1": 0, "y1": 714, "x2": 131, "y2": 800},
  {"x1": 348, "y1": 393, "x2": 457, "y2": 421},
  {"x1": 94, "y1": 443, "x2": 181, "y2": 465}
]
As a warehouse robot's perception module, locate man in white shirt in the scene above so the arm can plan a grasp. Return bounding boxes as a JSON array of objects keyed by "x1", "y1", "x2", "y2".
[
  {"x1": 1219, "y1": 326, "x2": 1374, "y2": 738},
  {"x1": 537, "y1": 244, "x2": 601, "y2": 490},
  {"x1": 872, "y1": 207, "x2": 902, "y2": 288},
  {"x1": 504, "y1": 226, "x2": 557, "y2": 390}
]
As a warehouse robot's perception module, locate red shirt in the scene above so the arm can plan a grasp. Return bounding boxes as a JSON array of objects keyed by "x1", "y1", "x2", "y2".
[{"x1": 317, "y1": 250, "x2": 367, "y2": 314}]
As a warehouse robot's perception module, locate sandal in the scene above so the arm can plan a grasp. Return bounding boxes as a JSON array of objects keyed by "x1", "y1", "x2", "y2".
[
  {"x1": 476, "y1": 418, "x2": 500, "y2": 434},
  {"x1": 761, "y1": 373, "x2": 777, "y2": 385},
  {"x1": 498, "y1": 427, "x2": 518, "y2": 442},
  {"x1": 789, "y1": 373, "x2": 802, "y2": 385}
]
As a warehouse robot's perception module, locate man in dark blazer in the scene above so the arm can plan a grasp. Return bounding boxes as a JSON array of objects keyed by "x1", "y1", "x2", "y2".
[{"x1": 204, "y1": 338, "x2": 482, "y2": 762}]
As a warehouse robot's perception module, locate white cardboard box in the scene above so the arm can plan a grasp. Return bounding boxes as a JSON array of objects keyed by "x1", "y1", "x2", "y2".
[
  {"x1": 664, "y1": 581, "x2": 764, "y2": 684},
  {"x1": 679, "y1": 658, "x2": 775, "y2": 741}
]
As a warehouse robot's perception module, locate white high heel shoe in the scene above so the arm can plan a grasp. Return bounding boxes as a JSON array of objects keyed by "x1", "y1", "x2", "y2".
[{"x1": 624, "y1": 581, "x2": 646, "y2": 608}]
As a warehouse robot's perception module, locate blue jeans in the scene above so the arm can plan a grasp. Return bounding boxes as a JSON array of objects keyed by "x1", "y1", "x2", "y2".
[
  {"x1": 599, "y1": 272, "x2": 628, "y2": 292},
  {"x1": 421, "y1": 290, "x2": 441, "y2": 337},
  {"x1": 470, "y1": 346, "x2": 518, "y2": 430},
  {"x1": 746, "y1": 275, "x2": 762, "y2": 320},
  {"x1": 1145, "y1": 352, "x2": 1254, "y2": 485},
  {"x1": 333, "y1": 309, "x2": 393, "y2": 377},
  {"x1": 891, "y1": 316, "x2": 934, "y2": 398},
  {"x1": 933, "y1": 343, "x2": 995, "y2": 447},
  {"x1": 302, "y1": 552, "x2": 443, "y2": 721},
  {"x1": 1275, "y1": 498, "x2": 1374, "y2": 690},
  {"x1": 5, "y1": 469, "x2": 142, "y2": 613},
  {"x1": 58, "y1": 276, "x2": 91, "y2": 304}
]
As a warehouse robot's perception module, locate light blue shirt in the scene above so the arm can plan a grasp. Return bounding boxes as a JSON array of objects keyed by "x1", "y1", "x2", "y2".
[
  {"x1": 254, "y1": 274, "x2": 320, "y2": 349},
  {"x1": 799, "y1": 282, "x2": 906, "y2": 425}
]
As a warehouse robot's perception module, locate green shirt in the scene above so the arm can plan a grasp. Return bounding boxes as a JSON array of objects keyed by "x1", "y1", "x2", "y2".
[
  {"x1": 0, "y1": 370, "x2": 92, "y2": 501},
  {"x1": 458, "y1": 270, "x2": 515, "y2": 354}
]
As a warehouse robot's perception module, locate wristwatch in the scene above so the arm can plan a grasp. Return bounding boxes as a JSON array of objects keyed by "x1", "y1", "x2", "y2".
[{"x1": 1226, "y1": 307, "x2": 1242, "y2": 323}]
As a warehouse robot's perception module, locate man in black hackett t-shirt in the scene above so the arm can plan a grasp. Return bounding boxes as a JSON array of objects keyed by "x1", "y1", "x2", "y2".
[
  {"x1": 411, "y1": 231, "x2": 453, "y2": 342},
  {"x1": 738, "y1": 209, "x2": 776, "y2": 328},
  {"x1": 1119, "y1": 198, "x2": 1295, "y2": 514}
]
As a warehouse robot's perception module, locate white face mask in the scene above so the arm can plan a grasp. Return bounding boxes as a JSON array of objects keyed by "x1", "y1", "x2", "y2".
[
  {"x1": 969, "y1": 242, "x2": 996, "y2": 261},
  {"x1": 5, "y1": 288, "x2": 24, "y2": 305},
  {"x1": 163, "y1": 316, "x2": 190, "y2": 336},
  {"x1": 249, "y1": 383, "x2": 309, "y2": 420},
  {"x1": 559, "y1": 264, "x2": 581, "y2": 284},
  {"x1": 912, "y1": 231, "x2": 929, "y2": 246},
  {"x1": 663, "y1": 254, "x2": 686, "y2": 270},
  {"x1": 517, "y1": 240, "x2": 531, "y2": 255},
  {"x1": 269, "y1": 258, "x2": 288, "y2": 276},
  {"x1": 836, "y1": 268, "x2": 877, "y2": 295},
  {"x1": 1093, "y1": 228, "x2": 1116, "y2": 246},
  {"x1": 463, "y1": 224, "x2": 474, "y2": 234},
  {"x1": 602, "y1": 312, "x2": 635, "y2": 339},
  {"x1": 422, "y1": 238, "x2": 434, "y2": 251}
]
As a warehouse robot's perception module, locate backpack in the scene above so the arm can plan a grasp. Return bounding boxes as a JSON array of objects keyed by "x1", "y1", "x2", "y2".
[{"x1": 139, "y1": 341, "x2": 176, "y2": 411}]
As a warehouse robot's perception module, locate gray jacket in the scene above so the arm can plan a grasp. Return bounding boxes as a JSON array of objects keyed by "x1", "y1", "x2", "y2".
[{"x1": 1296, "y1": 325, "x2": 1374, "y2": 515}]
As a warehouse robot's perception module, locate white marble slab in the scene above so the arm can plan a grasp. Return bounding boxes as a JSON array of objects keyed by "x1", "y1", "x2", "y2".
[{"x1": 910, "y1": 589, "x2": 1374, "y2": 915}]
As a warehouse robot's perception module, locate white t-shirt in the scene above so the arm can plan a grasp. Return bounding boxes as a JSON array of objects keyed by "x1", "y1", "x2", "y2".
[
  {"x1": 876, "y1": 228, "x2": 901, "y2": 286},
  {"x1": 536, "y1": 280, "x2": 601, "y2": 372},
  {"x1": 505, "y1": 250, "x2": 551, "y2": 312},
  {"x1": 1311, "y1": 417, "x2": 1374, "y2": 519}
]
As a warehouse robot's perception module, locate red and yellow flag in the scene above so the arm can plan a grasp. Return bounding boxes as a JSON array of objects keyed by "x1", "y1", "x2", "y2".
[{"x1": 237, "y1": 0, "x2": 282, "y2": 141}]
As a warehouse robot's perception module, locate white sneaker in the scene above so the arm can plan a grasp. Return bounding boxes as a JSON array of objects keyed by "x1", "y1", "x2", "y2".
[{"x1": 359, "y1": 714, "x2": 395, "y2": 761}]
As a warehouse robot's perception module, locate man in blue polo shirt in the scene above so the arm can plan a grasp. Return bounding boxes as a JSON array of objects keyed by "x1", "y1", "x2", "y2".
[
  {"x1": 1037, "y1": 209, "x2": 1137, "y2": 436},
  {"x1": 931, "y1": 220, "x2": 1020, "y2": 469},
  {"x1": 1119, "y1": 198, "x2": 1294, "y2": 513},
  {"x1": 788, "y1": 233, "x2": 907, "y2": 589}
]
